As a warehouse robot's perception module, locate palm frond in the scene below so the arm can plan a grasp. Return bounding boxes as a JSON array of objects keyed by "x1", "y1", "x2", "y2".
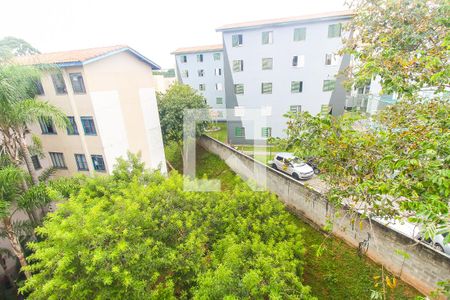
[{"x1": 38, "y1": 166, "x2": 57, "y2": 182}]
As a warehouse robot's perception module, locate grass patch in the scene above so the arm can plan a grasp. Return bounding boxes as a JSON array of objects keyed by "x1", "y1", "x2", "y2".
[{"x1": 205, "y1": 122, "x2": 227, "y2": 143}]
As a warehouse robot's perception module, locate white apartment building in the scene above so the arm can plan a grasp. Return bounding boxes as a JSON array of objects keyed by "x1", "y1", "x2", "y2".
[
  {"x1": 172, "y1": 45, "x2": 226, "y2": 114},
  {"x1": 216, "y1": 11, "x2": 355, "y2": 143}
]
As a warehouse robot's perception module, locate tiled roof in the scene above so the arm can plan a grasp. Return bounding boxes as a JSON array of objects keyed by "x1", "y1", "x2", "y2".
[
  {"x1": 171, "y1": 44, "x2": 223, "y2": 55},
  {"x1": 15, "y1": 45, "x2": 161, "y2": 69},
  {"x1": 216, "y1": 10, "x2": 354, "y2": 31}
]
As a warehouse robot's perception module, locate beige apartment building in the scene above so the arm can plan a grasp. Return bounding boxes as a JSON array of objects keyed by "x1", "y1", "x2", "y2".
[{"x1": 17, "y1": 45, "x2": 167, "y2": 176}]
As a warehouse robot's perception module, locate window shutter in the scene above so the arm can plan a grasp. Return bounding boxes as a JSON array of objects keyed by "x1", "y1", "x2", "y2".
[
  {"x1": 261, "y1": 83, "x2": 272, "y2": 94},
  {"x1": 233, "y1": 60, "x2": 243, "y2": 72},
  {"x1": 291, "y1": 81, "x2": 303, "y2": 93},
  {"x1": 235, "y1": 84, "x2": 244, "y2": 94},
  {"x1": 323, "y1": 80, "x2": 336, "y2": 91},
  {"x1": 262, "y1": 58, "x2": 273, "y2": 70}
]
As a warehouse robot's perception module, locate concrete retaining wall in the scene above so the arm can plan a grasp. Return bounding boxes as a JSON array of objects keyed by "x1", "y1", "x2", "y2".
[{"x1": 199, "y1": 135, "x2": 450, "y2": 296}]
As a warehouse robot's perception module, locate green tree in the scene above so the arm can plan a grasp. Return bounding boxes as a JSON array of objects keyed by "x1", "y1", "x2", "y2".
[
  {"x1": 21, "y1": 155, "x2": 314, "y2": 299},
  {"x1": 342, "y1": 0, "x2": 449, "y2": 97},
  {"x1": 0, "y1": 36, "x2": 40, "y2": 62},
  {"x1": 157, "y1": 83, "x2": 209, "y2": 162}
]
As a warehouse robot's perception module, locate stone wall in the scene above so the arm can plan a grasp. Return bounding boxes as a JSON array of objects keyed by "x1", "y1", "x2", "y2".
[{"x1": 199, "y1": 135, "x2": 450, "y2": 296}]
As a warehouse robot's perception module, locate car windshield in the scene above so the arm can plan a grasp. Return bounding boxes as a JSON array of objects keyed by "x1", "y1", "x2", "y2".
[{"x1": 290, "y1": 157, "x2": 305, "y2": 166}]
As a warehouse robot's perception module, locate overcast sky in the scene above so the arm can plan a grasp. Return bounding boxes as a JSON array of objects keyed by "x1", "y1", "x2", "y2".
[{"x1": 1, "y1": 0, "x2": 347, "y2": 68}]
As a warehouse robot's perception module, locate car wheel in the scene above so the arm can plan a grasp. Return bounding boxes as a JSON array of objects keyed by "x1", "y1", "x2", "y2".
[
  {"x1": 292, "y1": 173, "x2": 300, "y2": 180},
  {"x1": 271, "y1": 163, "x2": 277, "y2": 170},
  {"x1": 435, "y1": 244, "x2": 445, "y2": 252}
]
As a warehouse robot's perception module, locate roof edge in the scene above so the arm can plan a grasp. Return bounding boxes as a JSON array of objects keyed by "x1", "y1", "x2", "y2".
[{"x1": 171, "y1": 44, "x2": 223, "y2": 55}]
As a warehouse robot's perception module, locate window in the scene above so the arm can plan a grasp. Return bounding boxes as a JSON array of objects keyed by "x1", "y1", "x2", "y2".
[
  {"x1": 293, "y1": 27, "x2": 306, "y2": 41},
  {"x1": 323, "y1": 79, "x2": 336, "y2": 91},
  {"x1": 51, "y1": 73, "x2": 67, "y2": 94},
  {"x1": 180, "y1": 55, "x2": 187, "y2": 63},
  {"x1": 325, "y1": 53, "x2": 339, "y2": 66},
  {"x1": 197, "y1": 54, "x2": 203, "y2": 62},
  {"x1": 232, "y1": 34, "x2": 243, "y2": 47},
  {"x1": 198, "y1": 69, "x2": 204, "y2": 77},
  {"x1": 215, "y1": 83, "x2": 223, "y2": 91},
  {"x1": 69, "y1": 73, "x2": 86, "y2": 94},
  {"x1": 74, "y1": 154, "x2": 89, "y2": 171},
  {"x1": 213, "y1": 52, "x2": 221, "y2": 60},
  {"x1": 214, "y1": 68, "x2": 222, "y2": 76},
  {"x1": 216, "y1": 97, "x2": 223, "y2": 104},
  {"x1": 39, "y1": 118, "x2": 56, "y2": 134},
  {"x1": 234, "y1": 84, "x2": 244, "y2": 95},
  {"x1": 261, "y1": 127, "x2": 272, "y2": 138},
  {"x1": 328, "y1": 23, "x2": 342, "y2": 38},
  {"x1": 181, "y1": 70, "x2": 189, "y2": 78},
  {"x1": 290, "y1": 105, "x2": 302, "y2": 113},
  {"x1": 291, "y1": 81, "x2": 303, "y2": 93},
  {"x1": 276, "y1": 156, "x2": 283, "y2": 161},
  {"x1": 35, "y1": 80, "x2": 44, "y2": 95},
  {"x1": 232, "y1": 60, "x2": 244, "y2": 72},
  {"x1": 66, "y1": 116, "x2": 79, "y2": 135},
  {"x1": 91, "y1": 155, "x2": 106, "y2": 171},
  {"x1": 49, "y1": 152, "x2": 66, "y2": 169},
  {"x1": 81, "y1": 116, "x2": 97, "y2": 135},
  {"x1": 262, "y1": 58, "x2": 273, "y2": 70},
  {"x1": 262, "y1": 31, "x2": 273, "y2": 44},
  {"x1": 234, "y1": 127, "x2": 245, "y2": 138},
  {"x1": 261, "y1": 82, "x2": 272, "y2": 94},
  {"x1": 199, "y1": 84, "x2": 206, "y2": 91},
  {"x1": 31, "y1": 155, "x2": 41, "y2": 170},
  {"x1": 292, "y1": 55, "x2": 305, "y2": 68}
]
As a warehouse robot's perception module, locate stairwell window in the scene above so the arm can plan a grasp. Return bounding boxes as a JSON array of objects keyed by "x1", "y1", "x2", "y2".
[
  {"x1": 198, "y1": 69, "x2": 204, "y2": 77},
  {"x1": 215, "y1": 83, "x2": 223, "y2": 91},
  {"x1": 291, "y1": 81, "x2": 303, "y2": 93},
  {"x1": 75, "y1": 154, "x2": 89, "y2": 171},
  {"x1": 292, "y1": 55, "x2": 305, "y2": 68},
  {"x1": 262, "y1": 31, "x2": 273, "y2": 45},
  {"x1": 323, "y1": 79, "x2": 336, "y2": 92},
  {"x1": 51, "y1": 73, "x2": 67, "y2": 94},
  {"x1": 234, "y1": 127, "x2": 245, "y2": 138},
  {"x1": 197, "y1": 54, "x2": 203, "y2": 62},
  {"x1": 325, "y1": 53, "x2": 339, "y2": 66},
  {"x1": 234, "y1": 84, "x2": 244, "y2": 95},
  {"x1": 81, "y1": 116, "x2": 97, "y2": 135},
  {"x1": 199, "y1": 84, "x2": 206, "y2": 91},
  {"x1": 182, "y1": 70, "x2": 189, "y2": 78},
  {"x1": 262, "y1": 58, "x2": 273, "y2": 70},
  {"x1": 232, "y1": 34, "x2": 243, "y2": 47},
  {"x1": 214, "y1": 68, "x2": 222, "y2": 76},
  {"x1": 39, "y1": 118, "x2": 57, "y2": 134},
  {"x1": 293, "y1": 27, "x2": 306, "y2": 41},
  {"x1": 180, "y1": 55, "x2": 187, "y2": 63},
  {"x1": 328, "y1": 23, "x2": 342, "y2": 38},
  {"x1": 91, "y1": 155, "x2": 106, "y2": 171},
  {"x1": 49, "y1": 152, "x2": 66, "y2": 169},
  {"x1": 261, "y1": 82, "x2": 272, "y2": 94},
  {"x1": 69, "y1": 73, "x2": 86, "y2": 94},
  {"x1": 66, "y1": 116, "x2": 79, "y2": 135},
  {"x1": 233, "y1": 60, "x2": 244, "y2": 72}
]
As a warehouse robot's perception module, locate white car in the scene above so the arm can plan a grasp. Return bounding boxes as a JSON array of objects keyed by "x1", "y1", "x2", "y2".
[
  {"x1": 270, "y1": 152, "x2": 314, "y2": 180},
  {"x1": 417, "y1": 233, "x2": 450, "y2": 255}
]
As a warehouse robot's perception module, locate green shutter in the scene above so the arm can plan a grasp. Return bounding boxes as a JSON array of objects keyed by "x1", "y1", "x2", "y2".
[
  {"x1": 291, "y1": 81, "x2": 303, "y2": 93},
  {"x1": 235, "y1": 127, "x2": 245, "y2": 137},
  {"x1": 321, "y1": 104, "x2": 331, "y2": 115},
  {"x1": 262, "y1": 32, "x2": 269, "y2": 44},
  {"x1": 293, "y1": 28, "x2": 306, "y2": 41},
  {"x1": 261, "y1": 83, "x2": 272, "y2": 94},
  {"x1": 261, "y1": 127, "x2": 271, "y2": 138},
  {"x1": 235, "y1": 84, "x2": 244, "y2": 94},
  {"x1": 323, "y1": 80, "x2": 336, "y2": 91},
  {"x1": 262, "y1": 58, "x2": 273, "y2": 70},
  {"x1": 233, "y1": 60, "x2": 243, "y2": 72},
  {"x1": 328, "y1": 24, "x2": 342, "y2": 38},
  {"x1": 290, "y1": 105, "x2": 301, "y2": 113},
  {"x1": 216, "y1": 97, "x2": 223, "y2": 104},
  {"x1": 213, "y1": 52, "x2": 221, "y2": 60}
]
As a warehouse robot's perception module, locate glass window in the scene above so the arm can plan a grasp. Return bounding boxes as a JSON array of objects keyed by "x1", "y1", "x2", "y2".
[
  {"x1": 290, "y1": 105, "x2": 302, "y2": 113},
  {"x1": 35, "y1": 80, "x2": 44, "y2": 95},
  {"x1": 80, "y1": 116, "x2": 97, "y2": 135},
  {"x1": 234, "y1": 127, "x2": 245, "y2": 137},
  {"x1": 293, "y1": 27, "x2": 306, "y2": 41},
  {"x1": 325, "y1": 53, "x2": 339, "y2": 66},
  {"x1": 262, "y1": 31, "x2": 273, "y2": 44},
  {"x1": 261, "y1": 127, "x2": 272, "y2": 138},
  {"x1": 69, "y1": 73, "x2": 86, "y2": 94},
  {"x1": 216, "y1": 97, "x2": 223, "y2": 104},
  {"x1": 214, "y1": 68, "x2": 222, "y2": 76},
  {"x1": 74, "y1": 154, "x2": 89, "y2": 171},
  {"x1": 232, "y1": 34, "x2": 243, "y2": 47},
  {"x1": 180, "y1": 55, "x2": 187, "y2": 63},
  {"x1": 234, "y1": 84, "x2": 244, "y2": 95},
  {"x1": 31, "y1": 155, "x2": 41, "y2": 170},
  {"x1": 262, "y1": 58, "x2": 273, "y2": 70},
  {"x1": 182, "y1": 70, "x2": 189, "y2": 78},
  {"x1": 261, "y1": 82, "x2": 272, "y2": 94},
  {"x1": 197, "y1": 54, "x2": 203, "y2": 62},
  {"x1": 213, "y1": 52, "x2": 221, "y2": 60},
  {"x1": 199, "y1": 84, "x2": 206, "y2": 91},
  {"x1": 66, "y1": 116, "x2": 79, "y2": 135},
  {"x1": 198, "y1": 69, "x2": 204, "y2": 77},
  {"x1": 232, "y1": 60, "x2": 244, "y2": 72},
  {"x1": 323, "y1": 80, "x2": 336, "y2": 92},
  {"x1": 292, "y1": 55, "x2": 305, "y2": 68},
  {"x1": 328, "y1": 23, "x2": 342, "y2": 38},
  {"x1": 49, "y1": 152, "x2": 66, "y2": 169},
  {"x1": 291, "y1": 81, "x2": 303, "y2": 93},
  {"x1": 216, "y1": 83, "x2": 223, "y2": 91},
  {"x1": 39, "y1": 118, "x2": 57, "y2": 134},
  {"x1": 51, "y1": 73, "x2": 67, "y2": 94},
  {"x1": 91, "y1": 155, "x2": 106, "y2": 171}
]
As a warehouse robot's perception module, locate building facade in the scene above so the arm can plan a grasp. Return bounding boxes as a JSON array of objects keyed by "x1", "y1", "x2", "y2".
[
  {"x1": 216, "y1": 11, "x2": 354, "y2": 143},
  {"x1": 17, "y1": 45, "x2": 167, "y2": 176},
  {"x1": 172, "y1": 45, "x2": 226, "y2": 114}
]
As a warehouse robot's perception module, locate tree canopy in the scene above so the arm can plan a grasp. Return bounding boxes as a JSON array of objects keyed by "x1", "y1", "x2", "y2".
[
  {"x1": 21, "y1": 155, "x2": 314, "y2": 299},
  {"x1": 343, "y1": 0, "x2": 449, "y2": 97}
]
